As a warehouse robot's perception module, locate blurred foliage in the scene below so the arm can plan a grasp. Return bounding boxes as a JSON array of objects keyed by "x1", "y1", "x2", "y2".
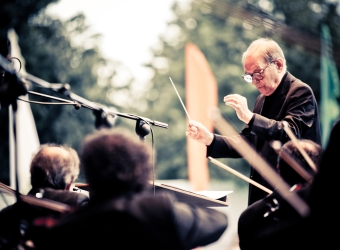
[
  {"x1": 134, "y1": 0, "x2": 340, "y2": 187},
  {"x1": 1, "y1": 0, "x2": 340, "y2": 190},
  {"x1": 0, "y1": 0, "x2": 59, "y2": 36},
  {"x1": 0, "y1": 0, "x2": 136, "y2": 184}
]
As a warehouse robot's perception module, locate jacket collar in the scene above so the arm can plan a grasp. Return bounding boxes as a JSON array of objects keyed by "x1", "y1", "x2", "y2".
[{"x1": 254, "y1": 71, "x2": 293, "y2": 115}]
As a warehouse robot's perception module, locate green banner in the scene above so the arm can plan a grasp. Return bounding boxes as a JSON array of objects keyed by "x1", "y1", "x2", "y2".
[{"x1": 320, "y1": 24, "x2": 340, "y2": 146}]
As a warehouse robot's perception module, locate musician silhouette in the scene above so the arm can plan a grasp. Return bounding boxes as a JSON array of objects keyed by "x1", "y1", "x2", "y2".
[
  {"x1": 237, "y1": 119, "x2": 340, "y2": 250},
  {"x1": 0, "y1": 143, "x2": 89, "y2": 249},
  {"x1": 35, "y1": 128, "x2": 228, "y2": 250},
  {"x1": 277, "y1": 139, "x2": 322, "y2": 188}
]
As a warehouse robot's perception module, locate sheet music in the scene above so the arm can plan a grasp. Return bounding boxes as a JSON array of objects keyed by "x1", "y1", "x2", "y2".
[{"x1": 195, "y1": 191, "x2": 233, "y2": 200}]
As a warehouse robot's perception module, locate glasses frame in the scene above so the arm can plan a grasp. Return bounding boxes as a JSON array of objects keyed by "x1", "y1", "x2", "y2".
[{"x1": 242, "y1": 61, "x2": 274, "y2": 83}]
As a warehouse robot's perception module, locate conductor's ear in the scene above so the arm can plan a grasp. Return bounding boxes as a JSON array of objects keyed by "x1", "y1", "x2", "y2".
[{"x1": 274, "y1": 59, "x2": 284, "y2": 72}]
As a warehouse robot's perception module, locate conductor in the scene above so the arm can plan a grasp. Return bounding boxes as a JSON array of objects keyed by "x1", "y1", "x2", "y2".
[{"x1": 186, "y1": 38, "x2": 322, "y2": 205}]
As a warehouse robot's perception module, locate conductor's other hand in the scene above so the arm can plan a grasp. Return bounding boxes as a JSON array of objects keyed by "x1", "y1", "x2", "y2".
[
  {"x1": 186, "y1": 120, "x2": 214, "y2": 146},
  {"x1": 224, "y1": 94, "x2": 253, "y2": 124}
]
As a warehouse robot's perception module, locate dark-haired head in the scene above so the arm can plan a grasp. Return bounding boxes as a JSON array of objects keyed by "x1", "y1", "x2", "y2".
[
  {"x1": 80, "y1": 128, "x2": 152, "y2": 202},
  {"x1": 277, "y1": 139, "x2": 323, "y2": 187}
]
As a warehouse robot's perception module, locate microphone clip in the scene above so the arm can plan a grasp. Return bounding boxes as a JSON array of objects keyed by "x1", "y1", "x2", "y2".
[{"x1": 135, "y1": 118, "x2": 151, "y2": 140}]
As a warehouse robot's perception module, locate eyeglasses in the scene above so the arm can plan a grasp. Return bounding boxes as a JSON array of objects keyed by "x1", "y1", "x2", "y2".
[{"x1": 242, "y1": 61, "x2": 273, "y2": 83}]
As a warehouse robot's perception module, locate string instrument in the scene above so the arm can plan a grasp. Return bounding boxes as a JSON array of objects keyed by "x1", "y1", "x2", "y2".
[
  {"x1": 208, "y1": 107, "x2": 310, "y2": 218},
  {"x1": 234, "y1": 121, "x2": 320, "y2": 250},
  {"x1": 0, "y1": 182, "x2": 72, "y2": 249},
  {"x1": 0, "y1": 182, "x2": 71, "y2": 213},
  {"x1": 270, "y1": 140, "x2": 314, "y2": 186},
  {"x1": 282, "y1": 121, "x2": 317, "y2": 173}
]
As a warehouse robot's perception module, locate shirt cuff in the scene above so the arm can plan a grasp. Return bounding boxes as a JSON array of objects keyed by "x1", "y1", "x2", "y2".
[
  {"x1": 206, "y1": 134, "x2": 216, "y2": 157},
  {"x1": 247, "y1": 114, "x2": 255, "y2": 127}
]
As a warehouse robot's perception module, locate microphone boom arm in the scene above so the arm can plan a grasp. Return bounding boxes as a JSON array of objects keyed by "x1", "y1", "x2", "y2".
[{"x1": 24, "y1": 73, "x2": 168, "y2": 129}]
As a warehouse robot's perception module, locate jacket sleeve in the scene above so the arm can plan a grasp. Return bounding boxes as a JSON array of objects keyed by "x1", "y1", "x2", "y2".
[
  {"x1": 249, "y1": 84, "x2": 317, "y2": 143},
  {"x1": 207, "y1": 134, "x2": 243, "y2": 158},
  {"x1": 133, "y1": 192, "x2": 228, "y2": 249},
  {"x1": 172, "y1": 202, "x2": 228, "y2": 249}
]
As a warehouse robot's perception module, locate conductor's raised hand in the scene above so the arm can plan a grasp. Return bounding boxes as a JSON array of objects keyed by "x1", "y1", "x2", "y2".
[
  {"x1": 186, "y1": 120, "x2": 214, "y2": 146},
  {"x1": 224, "y1": 94, "x2": 253, "y2": 124}
]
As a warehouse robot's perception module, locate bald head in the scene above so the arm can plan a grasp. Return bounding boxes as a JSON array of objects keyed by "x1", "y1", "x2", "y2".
[
  {"x1": 41, "y1": 147, "x2": 70, "y2": 159},
  {"x1": 30, "y1": 144, "x2": 80, "y2": 190}
]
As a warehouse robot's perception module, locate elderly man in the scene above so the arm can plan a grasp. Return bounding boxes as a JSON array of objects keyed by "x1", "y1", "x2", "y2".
[
  {"x1": 0, "y1": 143, "x2": 89, "y2": 249},
  {"x1": 186, "y1": 38, "x2": 321, "y2": 205}
]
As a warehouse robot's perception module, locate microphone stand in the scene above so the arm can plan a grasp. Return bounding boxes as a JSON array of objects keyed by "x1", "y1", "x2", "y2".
[
  {"x1": 25, "y1": 73, "x2": 168, "y2": 138},
  {"x1": 0, "y1": 54, "x2": 27, "y2": 201},
  {"x1": 9, "y1": 102, "x2": 20, "y2": 200},
  {"x1": 1, "y1": 59, "x2": 167, "y2": 201}
]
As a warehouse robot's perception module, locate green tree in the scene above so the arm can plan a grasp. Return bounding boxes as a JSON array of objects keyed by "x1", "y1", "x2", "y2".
[
  {"x1": 129, "y1": 0, "x2": 340, "y2": 187},
  {"x1": 1, "y1": 0, "x2": 339, "y2": 188},
  {"x1": 139, "y1": 0, "x2": 263, "y2": 185},
  {"x1": 0, "y1": 1, "x2": 135, "y2": 184}
]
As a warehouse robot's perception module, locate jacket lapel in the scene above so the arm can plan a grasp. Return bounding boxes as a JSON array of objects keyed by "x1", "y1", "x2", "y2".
[
  {"x1": 251, "y1": 72, "x2": 294, "y2": 149},
  {"x1": 253, "y1": 95, "x2": 265, "y2": 114},
  {"x1": 265, "y1": 72, "x2": 294, "y2": 119}
]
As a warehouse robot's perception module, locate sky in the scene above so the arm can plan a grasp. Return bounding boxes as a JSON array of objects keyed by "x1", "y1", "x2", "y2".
[{"x1": 45, "y1": 0, "x2": 186, "y2": 86}]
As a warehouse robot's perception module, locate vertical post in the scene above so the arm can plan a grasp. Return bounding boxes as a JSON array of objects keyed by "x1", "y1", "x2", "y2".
[{"x1": 9, "y1": 104, "x2": 20, "y2": 199}]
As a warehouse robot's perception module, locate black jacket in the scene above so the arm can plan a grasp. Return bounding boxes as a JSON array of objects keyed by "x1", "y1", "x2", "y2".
[
  {"x1": 35, "y1": 192, "x2": 228, "y2": 250},
  {"x1": 207, "y1": 72, "x2": 322, "y2": 205},
  {"x1": 237, "y1": 120, "x2": 340, "y2": 250},
  {"x1": 0, "y1": 187, "x2": 89, "y2": 249}
]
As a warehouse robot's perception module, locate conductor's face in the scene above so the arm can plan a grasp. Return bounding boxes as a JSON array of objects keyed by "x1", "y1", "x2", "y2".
[{"x1": 243, "y1": 53, "x2": 282, "y2": 96}]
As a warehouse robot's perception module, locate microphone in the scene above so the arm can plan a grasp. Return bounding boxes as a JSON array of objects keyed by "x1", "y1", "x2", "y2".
[{"x1": 135, "y1": 119, "x2": 151, "y2": 140}]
